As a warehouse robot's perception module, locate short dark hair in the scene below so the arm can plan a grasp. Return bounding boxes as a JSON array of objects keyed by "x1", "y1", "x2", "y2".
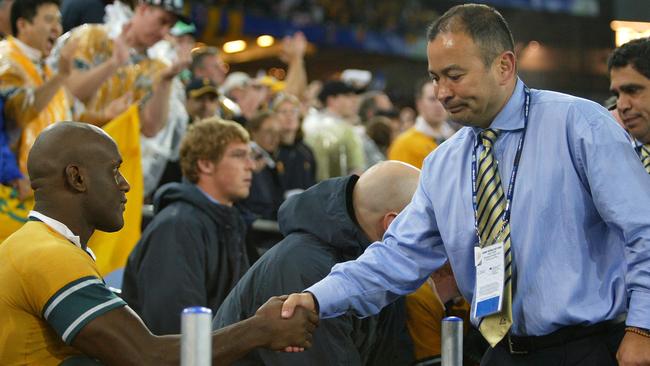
[
  {"x1": 11, "y1": 0, "x2": 59, "y2": 37},
  {"x1": 608, "y1": 37, "x2": 650, "y2": 80},
  {"x1": 426, "y1": 4, "x2": 514, "y2": 66}
]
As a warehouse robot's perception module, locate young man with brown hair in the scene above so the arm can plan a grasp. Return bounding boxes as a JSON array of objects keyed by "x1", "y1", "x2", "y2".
[{"x1": 122, "y1": 117, "x2": 256, "y2": 335}]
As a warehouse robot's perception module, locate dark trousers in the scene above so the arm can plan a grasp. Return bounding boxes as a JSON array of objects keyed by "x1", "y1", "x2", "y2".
[{"x1": 480, "y1": 322, "x2": 625, "y2": 366}]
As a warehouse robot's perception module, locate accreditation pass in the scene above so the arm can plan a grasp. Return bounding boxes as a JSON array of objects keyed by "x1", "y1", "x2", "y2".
[{"x1": 473, "y1": 242, "x2": 505, "y2": 319}]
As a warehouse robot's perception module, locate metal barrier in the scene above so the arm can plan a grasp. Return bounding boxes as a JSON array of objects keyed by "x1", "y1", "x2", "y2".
[
  {"x1": 441, "y1": 316, "x2": 463, "y2": 366},
  {"x1": 181, "y1": 307, "x2": 212, "y2": 366}
]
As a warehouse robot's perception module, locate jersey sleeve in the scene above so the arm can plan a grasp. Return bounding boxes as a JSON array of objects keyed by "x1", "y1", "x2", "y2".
[{"x1": 18, "y1": 241, "x2": 126, "y2": 345}]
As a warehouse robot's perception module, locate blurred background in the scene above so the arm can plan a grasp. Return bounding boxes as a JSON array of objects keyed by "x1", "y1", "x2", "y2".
[{"x1": 174, "y1": 0, "x2": 650, "y2": 108}]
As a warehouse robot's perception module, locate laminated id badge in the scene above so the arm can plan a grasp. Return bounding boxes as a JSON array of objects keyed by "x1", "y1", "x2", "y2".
[{"x1": 473, "y1": 242, "x2": 505, "y2": 319}]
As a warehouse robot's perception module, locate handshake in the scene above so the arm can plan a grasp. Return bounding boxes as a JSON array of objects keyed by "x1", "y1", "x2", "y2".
[{"x1": 255, "y1": 293, "x2": 318, "y2": 352}]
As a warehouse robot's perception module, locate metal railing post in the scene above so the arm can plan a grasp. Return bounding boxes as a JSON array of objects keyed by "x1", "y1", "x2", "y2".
[
  {"x1": 181, "y1": 306, "x2": 212, "y2": 366},
  {"x1": 441, "y1": 316, "x2": 463, "y2": 366}
]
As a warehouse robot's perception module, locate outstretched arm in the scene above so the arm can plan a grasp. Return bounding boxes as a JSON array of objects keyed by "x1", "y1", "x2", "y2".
[
  {"x1": 72, "y1": 297, "x2": 318, "y2": 366},
  {"x1": 281, "y1": 32, "x2": 308, "y2": 99}
]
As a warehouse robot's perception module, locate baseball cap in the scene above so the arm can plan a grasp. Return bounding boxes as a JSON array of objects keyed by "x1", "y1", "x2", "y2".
[
  {"x1": 186, "y1": 78, "x2": 219, "y2": 99},
  {"x1": 143, "y1": 0, "x2": 189, "y2": 22}
]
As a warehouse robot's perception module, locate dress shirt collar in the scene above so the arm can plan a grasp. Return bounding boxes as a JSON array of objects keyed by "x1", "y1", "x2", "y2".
[
  {"x1": 471, "y1": 77, "x2": 526, "y2": 135},
  {"x1": 13, "y1": 37, "x2": 43, "y2": 63}
]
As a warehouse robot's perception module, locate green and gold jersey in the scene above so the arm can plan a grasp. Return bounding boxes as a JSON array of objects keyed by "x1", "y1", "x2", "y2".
[{"x1": 0, "y1": 221, "x2": 126, "y2": 365}]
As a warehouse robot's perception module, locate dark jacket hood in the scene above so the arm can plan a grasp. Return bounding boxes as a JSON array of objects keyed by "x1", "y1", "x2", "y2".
[
  {"x1": 278, "y1": 175, "x2": 371, "y2": 255},
  {"x1": 154, "y1": 182, "x2": 240, "y2": 224}
]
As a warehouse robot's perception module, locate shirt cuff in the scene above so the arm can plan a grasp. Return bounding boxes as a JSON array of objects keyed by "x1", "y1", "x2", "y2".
[
  {"x1": 627, "y1": 290, "x2": 650, "y2": 330},
  {"x1": 306, "y1": 278, "x2": 348, "y2": 319}
]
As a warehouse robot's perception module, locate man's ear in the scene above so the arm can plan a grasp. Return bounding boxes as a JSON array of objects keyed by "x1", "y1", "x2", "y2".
[
  {"x1": 496, "y1": 51, "x2": 516, "y2": 85},
  {"x1": 15, "y1": 18, "x2": 28, "y2": 37},
  {"x1": 64, "y1": 164, "x2": 86, "y2": 192},
  {"x1": 197, "y1": 159, "x2": 215, "y2": 175},
  {"x1": 381, "y1": 212, "x2": 399, "y2": 233}
]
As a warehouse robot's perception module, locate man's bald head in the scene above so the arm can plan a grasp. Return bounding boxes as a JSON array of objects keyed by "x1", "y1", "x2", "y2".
[
  {"x1": 28, "y1": 121, "x2": 130, "y2": 237},
  {"x1": 28, "y1": 122, "x2": 115, "y2": 192},
  {"x1": 353, "y1": 161, "x2": 420, "y2": 242}
]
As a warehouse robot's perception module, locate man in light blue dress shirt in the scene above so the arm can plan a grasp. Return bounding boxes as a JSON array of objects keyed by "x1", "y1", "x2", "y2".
[{"x1": 278, "y1": 4, "x2": 650, "y2": 366}]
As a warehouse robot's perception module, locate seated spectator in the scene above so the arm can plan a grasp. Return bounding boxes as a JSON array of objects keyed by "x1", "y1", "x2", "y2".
[
  {"x1": 388, "y1": 79, "x2": 453, "y2": 168},
  {"x1": 121, "y1": 118, "x2": 254, "y2": 335},
  {"x1": 214, "y1": 160, "x2": 419, "y2": 365},
  {"x1": 302, "y1": 80, "x2": 365, "y2": 180},
  {"x1": 273, "y1": 93, "x2": 316, "y2": 193},
  {"x1": 0, "y1": 122, "x2": 317, "y2": 365}
]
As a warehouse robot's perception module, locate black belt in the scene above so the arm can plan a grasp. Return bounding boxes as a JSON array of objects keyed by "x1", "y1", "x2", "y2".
[{"x1": 497, "y1": 318, "x2": 625, "y2": 355}]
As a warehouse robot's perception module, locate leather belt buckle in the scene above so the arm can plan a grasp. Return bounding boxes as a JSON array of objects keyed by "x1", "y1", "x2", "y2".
[{"x1": 507, "y1": 334, "x2": 529, "y2": 355}]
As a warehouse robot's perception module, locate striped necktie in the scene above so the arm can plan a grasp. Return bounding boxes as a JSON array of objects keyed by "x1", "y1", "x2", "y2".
[
  {"x1": 476, "y1": 129, "x2": 513, "y2": 347},
  {"x1": 641, "y1": 144, "x2": 650, "y2": 174}
]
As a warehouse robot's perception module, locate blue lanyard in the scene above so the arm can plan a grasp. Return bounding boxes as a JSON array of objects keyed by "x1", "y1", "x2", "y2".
[{"x1": 471, "y1": 86, "x2": 531, "y2": 244}]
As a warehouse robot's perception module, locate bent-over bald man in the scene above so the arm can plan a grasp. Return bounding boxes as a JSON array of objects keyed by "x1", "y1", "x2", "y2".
[
  {"x1": 0, "y1": 122, "x2": 318, "y2": 365},
  {"x1": 214, "y1": 161, "x2": 419, "y2": 365}
]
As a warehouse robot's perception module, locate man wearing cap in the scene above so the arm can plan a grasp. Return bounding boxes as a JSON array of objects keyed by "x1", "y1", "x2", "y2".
[
  {"x1": 48, "y1": 0, "x2": 191, "y2": 136},
  {"x1": 302, "y1": 80, "x2": 365, "y2": 181},
  {"x1": 186, "y1": 77, "x2": 221, "y2": 122}
]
